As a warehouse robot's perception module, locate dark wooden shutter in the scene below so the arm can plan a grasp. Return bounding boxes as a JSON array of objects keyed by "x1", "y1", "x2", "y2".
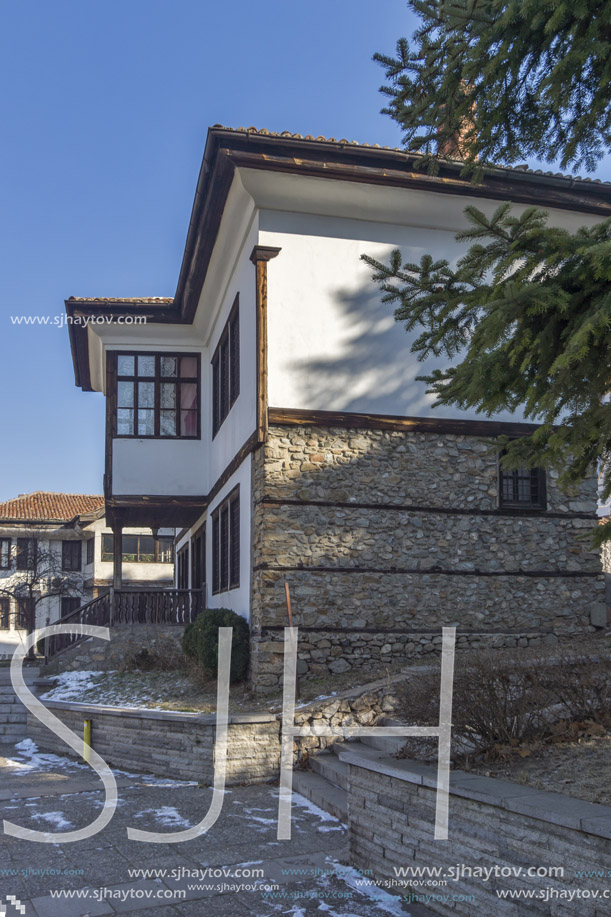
[
  {"x1": 229, "y1": 492, "x2": 240, "y2": 588},
  {"x1": 212, "y1": 513, "x2": 220, "y2": 594},
  {"x1": 220, "y1": 503, "x2": 229, "y2": 592},
  {"x1": 230, "y1": 305, "x2": 240, "y2": 405}
]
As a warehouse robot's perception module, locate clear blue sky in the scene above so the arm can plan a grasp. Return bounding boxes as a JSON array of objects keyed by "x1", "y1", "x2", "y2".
[{"x1": 1, "y1": 0, "x2": 609, "y2": 503}]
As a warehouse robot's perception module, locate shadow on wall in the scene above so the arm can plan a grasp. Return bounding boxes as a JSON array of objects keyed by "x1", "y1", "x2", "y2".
[{"x1": 291, "y1": 278, "x2": 447, "y2": 416}]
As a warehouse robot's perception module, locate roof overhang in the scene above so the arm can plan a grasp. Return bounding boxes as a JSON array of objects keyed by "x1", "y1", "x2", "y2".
[{"x1": 67, "y1": 127, "x2": 611, "y2": 391}]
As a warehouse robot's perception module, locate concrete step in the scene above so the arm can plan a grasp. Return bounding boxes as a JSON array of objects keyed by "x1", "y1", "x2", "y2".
[
  {"x1": 357, "y1": 717, "x2": 409, "y2": 755},
  {"x1": 310, "y1": 752, "x2": 348, "y2": 790},
  {"x1": 292, "y1": 770, "x2": 348, "y2": 823}
]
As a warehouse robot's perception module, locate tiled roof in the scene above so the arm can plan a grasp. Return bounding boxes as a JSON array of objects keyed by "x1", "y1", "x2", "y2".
[
  {"x1": 0, "y1": 492, "x2": 104, "y2": 522},
  {"x1": 67, "y1": 297, "x2": 173, "y2": 304},
  {"x1": 210, "y1": 124, "x2": 611, "y2": 186}
]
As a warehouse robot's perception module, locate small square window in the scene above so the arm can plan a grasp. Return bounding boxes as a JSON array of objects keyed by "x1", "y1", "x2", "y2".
[{"x1": 499, "y1": 455, "x2": 546, "y2": 510}]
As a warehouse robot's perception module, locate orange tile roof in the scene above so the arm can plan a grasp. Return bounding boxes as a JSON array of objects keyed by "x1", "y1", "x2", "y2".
[{"x1": 0, "y1": 492, "x2": 104, "y2": 523}]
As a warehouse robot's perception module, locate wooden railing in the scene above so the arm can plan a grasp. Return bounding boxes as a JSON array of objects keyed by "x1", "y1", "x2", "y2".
[
  {"x1": 112, "y1": 589, "x2": 204, "y2": 625},
  {"x1": 44, "y1": 589, "x2": 204, "y2": 661},
  {"x1": 45, "y1": 590, "x2": 112, "y2": 660}
]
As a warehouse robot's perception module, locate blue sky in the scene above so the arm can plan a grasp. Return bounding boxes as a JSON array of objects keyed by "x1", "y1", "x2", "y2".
[{"x1": 1, "y1": 0, "x2": 609, "y2": 503}]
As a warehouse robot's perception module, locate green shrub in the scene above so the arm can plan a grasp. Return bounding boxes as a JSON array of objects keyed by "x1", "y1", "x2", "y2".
[{"x1": 182, "y1": 608, "x2": 250, "y2": 683}]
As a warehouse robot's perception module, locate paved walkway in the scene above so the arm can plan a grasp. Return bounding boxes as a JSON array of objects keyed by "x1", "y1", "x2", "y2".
[{"x1": 0, "y1": 741, "x2": 425, "y2": 917}]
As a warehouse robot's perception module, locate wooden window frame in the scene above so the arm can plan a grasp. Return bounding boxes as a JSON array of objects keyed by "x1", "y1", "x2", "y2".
[
  {"x1": 16, "y1": 538, "x2": 36, "y2": 571},
  {"x1": 86, "y1": 537, "x2": 95, "y2": 566},
  {"x1": 0, "y1": 538, "x2": 10, "y2": 570},
  {"x1": 101, "y1": 533, "x2": 174, "y2": 564},
  {"x1": 177, "y1": 543, "x2": 189, "y2": 589},
  {"x1": 212, "y1": 295, "x2": 240, "y2": 438},
  {"x1": 498, "y1": 453, "x2": 547, "y2": 510},
  {"x1": 62, "y1": 540, "x2": 82, "y2": 572},
  {"x1": 211, "y1": 486, "x2": 240, "y2": 594},
  {"x1": 113, "y1": 351, "x2": 201, "y2": 440}
]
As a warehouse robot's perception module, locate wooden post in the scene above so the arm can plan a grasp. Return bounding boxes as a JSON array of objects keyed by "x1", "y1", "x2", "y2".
[
  {"x1": 250, "y1": 245, "x2": 281, "y2": 444},
  {"x1": 112, "y1": 525, "x2": 123, "y2": 590}
]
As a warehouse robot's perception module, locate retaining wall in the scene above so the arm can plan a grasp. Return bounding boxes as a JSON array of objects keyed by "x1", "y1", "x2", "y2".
[{"x1": 342, "y1": 749, "x2": 611, "y2": 916}]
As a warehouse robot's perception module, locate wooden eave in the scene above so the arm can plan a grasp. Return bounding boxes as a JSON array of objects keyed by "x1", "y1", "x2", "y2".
[{"x1": 68, "y1": 127, "x2": 611, "y2": 392}]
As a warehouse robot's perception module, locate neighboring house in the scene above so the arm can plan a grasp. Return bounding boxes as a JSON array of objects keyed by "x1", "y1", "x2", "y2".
[
  {"x1": 0, "y1": 492, "x2": 174, "y2": 637},
  {"x1": 64, "y1": 126, "x2": 609, "y2": 690}
]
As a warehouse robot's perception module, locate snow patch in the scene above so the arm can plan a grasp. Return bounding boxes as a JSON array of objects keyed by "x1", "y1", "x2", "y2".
[
  {"x1": 31, "y1": 811, "x2": 73, "y2": 830},
  {"x1": 134, "y1": 807, "x2": 192, "y2": 828}
]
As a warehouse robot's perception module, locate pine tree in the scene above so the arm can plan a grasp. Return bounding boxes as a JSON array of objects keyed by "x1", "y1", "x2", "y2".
[{"x1": 365, "y1": 1, "x2": 611, "y2": 539}]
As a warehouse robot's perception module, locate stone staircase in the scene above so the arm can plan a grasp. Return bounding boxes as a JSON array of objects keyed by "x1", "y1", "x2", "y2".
[
  {"x1": 293, "y1": 717, "x2": 408, "y2": 822},
  {"x1": 0, "y1": 665, "x2": 41, "y2": 743}
]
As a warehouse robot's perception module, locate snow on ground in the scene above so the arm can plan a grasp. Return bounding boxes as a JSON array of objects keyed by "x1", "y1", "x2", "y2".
[
  {"x1": 133, "y1": 806, "x2": 192, "y2": 828},
  {"x1": 291, "y1": 791, "x2": 340, "y2": 823},
  {"x1": 41, "y1": 669, "x2": 191, "y2": 711},
  {"x1": 325, "y1": 858, "x2": 410, "y2": 916},
  {"x1": 8, "y1": 740, "x2": 197, "y2": 788},
  {"x1": 41, "y1": 670, "x2": 115, "y2": 703},
  {"x1": 31, "y1": 810, "x2": 73, "y2": 830}
]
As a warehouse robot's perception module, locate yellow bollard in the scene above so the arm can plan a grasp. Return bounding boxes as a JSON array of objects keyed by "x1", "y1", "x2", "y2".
[{"x1": 83, "y1": 719, "x2": 92, "y2": 763}]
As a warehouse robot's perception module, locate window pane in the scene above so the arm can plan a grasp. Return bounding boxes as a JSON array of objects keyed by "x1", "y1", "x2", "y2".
[
  {"x1": 161, "y1": 383, "x2": 176, "y2": 408},
  {"x1": 181, "y1": 410, "x2": 197, "y2": 436},
  {"x1": 117, "y1": 355, "x2": 135, "y2": 376},
  {"x1": 138, "y1": 409, "x2": 155, "y2": 435},
  {"x1": 160, "y1": 410, "x2": 176, "y2": 436},
  {"x1": 138, "y1": 381, "x2": 155, "y2": 408},
  {"x1": 123, "y1": 535, "x2": 138, "y2": 562},
  {"x1": 102, "y1": 534, "x2": 114, "y2": 562},
  {"x1": 137, "y1": 355, "x2": 155, "y2": 377},
  {"x1": 117, "y1": 381, "x2": 134, "y2": 407},
  {"x1": 117, "y1": 409, "x2": 134, "y2": 435},
  {"x1": 157, "y1": 537, "x2": 174, "y2": 563},
  {"x1": 139, "y1": 536, "x2": 155, "y2": 562},
  {"x1": 181, "y1": 382, "x2": 197, "y2": 411},
  {"x1": 180, "y1": 356, "x2": 198, "y2": 377},
  {"x1": 161, "y1": 356, "x2": 178, "y2": 377}
]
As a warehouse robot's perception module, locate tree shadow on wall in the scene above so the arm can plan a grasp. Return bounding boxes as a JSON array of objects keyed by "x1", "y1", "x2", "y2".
[{"x1": 289, "y1": 279, "x2": 454, "y2": 417}]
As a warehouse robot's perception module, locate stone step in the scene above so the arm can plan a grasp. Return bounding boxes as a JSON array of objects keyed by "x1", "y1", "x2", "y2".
[
  {"x1": 357, "y1": 717, "x2": 409, "y2": 755},
  {"x1": 292, "y1": 771, "x2": 348, "y2": 823},
  {"x1": 332, "y1": 739, "x2": 400, "y2": 767},
  {"x1": 310, "y1": 752, "x2": 348, "y2": 790}
]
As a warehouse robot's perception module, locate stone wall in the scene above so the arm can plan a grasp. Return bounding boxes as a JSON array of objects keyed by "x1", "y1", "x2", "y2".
[
  {"x1": 27, "y1": 701, "x2": 280, "y2": 785},
  {"x1": 26, "y1": 683, "x2": 404, "y2": 780},
  {"x1": 250, "y1": 424, "x2": 605, "y2": 690},
  {"x1": 41, "y1": 624, "x2": 185, "y2": 675},
  {"x1": 343, "y1": 749, "x2": 611, "y2": 916}
]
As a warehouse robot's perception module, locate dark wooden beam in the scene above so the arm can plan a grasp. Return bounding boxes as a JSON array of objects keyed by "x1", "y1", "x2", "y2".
[{"x1": 268, "y1": 406, "x2": 540, "y2": 437}]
